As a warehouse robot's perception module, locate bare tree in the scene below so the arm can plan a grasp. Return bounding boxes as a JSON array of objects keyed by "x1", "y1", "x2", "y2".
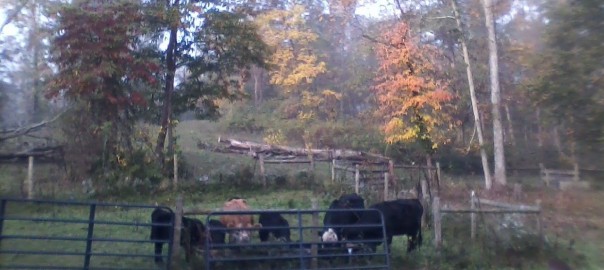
[
  {"x1": 450, "y1": 0, "x2": 493, "y2": 189},
  {"x1": 482, "y1": 0, "x2": 506, "y2": 186}
]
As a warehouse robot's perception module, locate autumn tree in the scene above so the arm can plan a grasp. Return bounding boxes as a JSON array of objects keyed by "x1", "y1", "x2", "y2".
[
  {"x1": 47, "y1": 1, "x2": 160, "y2": 180},
  {"x1": 255, "y1": 5, "x2": 333, "y2": 143},
  {"x1": 374, "y1": 21, "x2": 454, "y2": 165}
]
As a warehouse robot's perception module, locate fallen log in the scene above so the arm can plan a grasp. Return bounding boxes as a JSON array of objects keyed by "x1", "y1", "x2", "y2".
[{"x1": 215, "y1": 137, "x2": 390, "y2": 163}]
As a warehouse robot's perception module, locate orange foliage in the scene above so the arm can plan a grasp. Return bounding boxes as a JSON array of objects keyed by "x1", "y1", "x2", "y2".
[{"x1": 373, "y1": 22, "x2": 455, "y2": 149}]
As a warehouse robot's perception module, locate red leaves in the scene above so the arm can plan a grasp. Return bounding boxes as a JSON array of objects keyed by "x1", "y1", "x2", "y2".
[{"x1": 48, "y1": 2, "x2": 156, "y2": 111}]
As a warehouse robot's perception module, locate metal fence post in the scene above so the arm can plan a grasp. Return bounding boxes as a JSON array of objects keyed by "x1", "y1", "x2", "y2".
[
  {"x1": 83, "y1": 204, "x2": 96, "y2": 269},
  {"x1": 0, "y1": 199, "x2": 6, "y2": 246}
]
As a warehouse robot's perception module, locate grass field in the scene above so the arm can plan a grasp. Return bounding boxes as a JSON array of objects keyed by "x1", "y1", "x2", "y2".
[{"x1": 1, "y1": 120, "x2": 604, "y2": 269}]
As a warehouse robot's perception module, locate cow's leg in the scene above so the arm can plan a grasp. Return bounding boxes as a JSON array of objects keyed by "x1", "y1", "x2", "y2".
[{"x1": 154, "y1": 243, "x2": 164, "y2": 263}]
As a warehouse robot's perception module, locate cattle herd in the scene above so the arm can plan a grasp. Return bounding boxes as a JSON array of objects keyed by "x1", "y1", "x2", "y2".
[{"x1": 150, "y1": 194, "x2": 424, "y2": 265}]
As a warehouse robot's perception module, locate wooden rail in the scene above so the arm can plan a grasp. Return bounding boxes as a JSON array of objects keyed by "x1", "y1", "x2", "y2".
[{"x1": 432, "y1": 191, "x2": 542, "y2": 249}]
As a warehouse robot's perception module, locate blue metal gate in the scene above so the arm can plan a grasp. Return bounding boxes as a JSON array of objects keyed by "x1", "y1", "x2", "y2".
[
  {"x1": 202, "y1": 208, "x2": 391, "y2": 270},
  {"x1": 0, "y1": 197, "x2": 174, "y2": 270}
]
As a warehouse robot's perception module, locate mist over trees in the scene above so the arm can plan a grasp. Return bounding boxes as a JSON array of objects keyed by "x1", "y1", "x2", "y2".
[{"x1": 0, "y1": 0, "x2": 601, "y2": 189}]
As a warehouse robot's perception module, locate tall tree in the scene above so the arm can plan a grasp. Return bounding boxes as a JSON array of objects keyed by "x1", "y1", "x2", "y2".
[
  {"x1": 450, "y1": 0, "x2": 492, "y2": 189},
  {"x1": 527, "y1": 0, "x2": 604, "y2": 166},
  {"x1": 482, "y1": 0, "x2": 506, "y2": 186},
  {"x1": 152, "y1": 0, "x2": 270, "y2": 165},
  {"x1": 373, "y1": 21, "x2": 454, "y2": 165}
]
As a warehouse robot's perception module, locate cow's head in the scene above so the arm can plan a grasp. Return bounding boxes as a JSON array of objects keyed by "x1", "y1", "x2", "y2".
[
  {"x1": 321, "y1": 228, "x2": 338, "y2": 243},
  {"x1": 226, "y1": 222, "x2": 262, "y2": 244}
]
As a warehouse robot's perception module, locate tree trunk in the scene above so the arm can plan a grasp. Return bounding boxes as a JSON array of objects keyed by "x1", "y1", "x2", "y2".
[
  {"x1": 505, "y1": 104, "x2": 516, "y2": 147},
  {"x1": 482, "y1": 0, "x2": 506, "y2": 186},
  {"x1": 252, "y1": 66, "x2": 263, "y2": 106},
  {"x1": 155, "y1": 0, "x2": 179, "y2": 164},
  {"x1": 536, "y1": 108, "x2": 543, "y2": 148},
  {"x1": 451, "y1": 0, "x2": 493, "y2": 189}
]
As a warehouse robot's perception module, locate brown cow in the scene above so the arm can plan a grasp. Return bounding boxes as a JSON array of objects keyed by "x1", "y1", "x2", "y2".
[{"x1": 220, "y1": 198, "x2": 261, "y2": 244}]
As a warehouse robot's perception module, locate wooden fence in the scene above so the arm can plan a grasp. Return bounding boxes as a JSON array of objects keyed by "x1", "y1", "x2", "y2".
[{"x1": 432, "y1": 191, "x2": 542, "y2": 249}]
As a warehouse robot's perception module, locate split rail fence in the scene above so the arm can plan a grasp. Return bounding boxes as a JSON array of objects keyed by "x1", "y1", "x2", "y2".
[{"x1": 431, "y1": 191, "x2": 542, "y2": 248}]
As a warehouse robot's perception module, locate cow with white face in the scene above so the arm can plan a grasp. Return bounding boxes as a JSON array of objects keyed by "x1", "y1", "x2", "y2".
[{"x1": 220, "y1": 198, "x2": 261, "y2": 244}]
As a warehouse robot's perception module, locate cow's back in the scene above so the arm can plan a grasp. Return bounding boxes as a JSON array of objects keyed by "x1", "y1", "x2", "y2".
[
  {"x1": 151, "y1": 208, "x2": 174, "y2": 240},
  {"x1": 220, "y1": 198, "x2": 255, "y2": 227}
]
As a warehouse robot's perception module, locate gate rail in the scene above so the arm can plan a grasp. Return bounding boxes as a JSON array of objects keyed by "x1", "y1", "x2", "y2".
[
  {"x1": 0, "y1": 197, "x2": 174, "y2": 270},
  {"x1": 202, "y1": 208, "x2": 391, "y2": 270}
]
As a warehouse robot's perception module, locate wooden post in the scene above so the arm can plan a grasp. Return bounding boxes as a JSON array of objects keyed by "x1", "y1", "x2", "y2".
[
  {"x1": 436, "y1": 162, "x2": 442, "y2": 193},
  {"x1": 331, "y1": 159, "x2": 336, "y2": 183},
  {"x1": 173, "y1": 154, "x2": 178, "y2": 188},
  {"x1": 26, "y1": 156, "x2": 34, "y2": 199},
  {"x1": 311, "y1": 198, "x2": 319, "y2": 269},
  {"x1": 388, "y1": 160, "x2": 395, "y2": 192},
  {"x1": 539, "y1": 163, "x2": 550, "y2": 186},
  {"x1": 536, "y1": 199, "x2": 543, "y2": 241},
  {"x1": 384, "y1": 172, "x2": 389, "y2": 201},
  {"x1": 309, "y1": 155, "x2": 315, "y2": 171},
  {"x1": 513, "y1": 183, "x2": 522, "y2": 201},
  {"x1": 259, "y1": 154, "x2": 266, "y2": 188},
  {"x1": 172, "y1": 195, "x2": 183, "y2": 266},
  {"x1": 355, "y1": 164, "x2": 360, "y2": 194},
  {"x1": 470, "y1": 191, "x2": 476, "y2": 240},
  {"x1": 433, "y1": 196, "x2": 441, "y2": 249},
  {"x1": 573, "y1": 163, "x2": 579, "y2": 182}
]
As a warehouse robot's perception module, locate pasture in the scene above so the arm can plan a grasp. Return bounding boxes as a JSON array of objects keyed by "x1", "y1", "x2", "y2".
[{"x1": 1, "y1": 120, "x2": 603, "y2": 269}]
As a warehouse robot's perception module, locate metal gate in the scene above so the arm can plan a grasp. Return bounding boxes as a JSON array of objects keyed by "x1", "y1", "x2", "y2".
[
  {"x1": 203, "y1": 208, "x2": 391, "y2": 270},
  {"x1": 0, "y1": 197, "x2": 173, "y2": 270}
]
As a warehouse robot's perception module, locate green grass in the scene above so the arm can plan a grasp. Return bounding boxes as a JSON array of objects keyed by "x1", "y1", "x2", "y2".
[{"x1": 2, "y1": 119, "x2": 603, "y2": 269}]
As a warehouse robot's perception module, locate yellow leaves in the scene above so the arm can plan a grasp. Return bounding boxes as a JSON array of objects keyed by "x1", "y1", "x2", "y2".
[
  {"x1": 263, "y1": 128, "x2": 286, "y2": 145},
  {"x1": 373, "y1": 21, "x2": 456, "y2": 149}
]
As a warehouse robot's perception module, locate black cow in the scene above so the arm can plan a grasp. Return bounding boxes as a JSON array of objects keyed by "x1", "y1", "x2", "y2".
[
  {"x1": 207, "y1": 219, "x2": 227, "y2": 245},
  {"x1": 320, "y1": 193, "x2": 366, "y2": 243},
  {"x1": 150, "y1": 207, "x2": 206, "y2": 263},
  {"x1": 258, "y1": 212, "x2": 291, "y2": 242},
  {"x1": 344, "y1": 199, "x2": 423, "y2": 253}
]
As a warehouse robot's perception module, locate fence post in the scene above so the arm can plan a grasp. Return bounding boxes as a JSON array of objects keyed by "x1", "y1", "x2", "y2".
[
  {"x1": 83, "y1": 204, "x2": 97, "y2": 270},
  {"x1": 388, "y1": 160, "x2": 396, "y2": 193},
  {"x1": 536, "y1": 199, "x2": 543, "y2": 241},
  {"x1": 573, "y1": 163, "x2": 579, "y2": 182},
  {"x1": 355, "y1": 164, "x2": 360, "y2": 194},
  {"x1": 26, "y1": 156, "x2": 34, "y2": 199},
  {"x1": 311, "y1": 198, "x2": 319, "y2": 269},
  {"x1": 470, "y1": 191, "x2": 476, "y2": 240},
  {"x1": 173, "y1": 154, "x2": 178, "y2": 189},
  {"x1": 436, "y1": 162, "x2": 441, "y2": 193},
  {"x1": 171, "y1": 195, "x2": 183, "y2": 268},
  {"x1": 259, "y1": 154, "x2": 267, "y2": 188},
  {"x1": 331, "y1": 159, "x2": 336, "y2": 183},
  {"x1": 384, "y1": 172, "x2": 389, "y2": 201},
  {"x1": 0, "y1": 199, "x2": 6, "y2": 246},
  {"x1": 433, "y1": 196, "x2": 441, "y2": 249}
]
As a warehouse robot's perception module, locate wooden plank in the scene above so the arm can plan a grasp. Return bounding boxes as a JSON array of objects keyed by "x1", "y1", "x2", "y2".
[
  {"x1": 263, "y1": 159, "x2": 312, "y2": 164},
  {"x1": 441, "y1": 208, "x2": 540, "y2": 214},
  {"x1": 477, "y1": 199, "x2": 540, "y2": 211}
]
